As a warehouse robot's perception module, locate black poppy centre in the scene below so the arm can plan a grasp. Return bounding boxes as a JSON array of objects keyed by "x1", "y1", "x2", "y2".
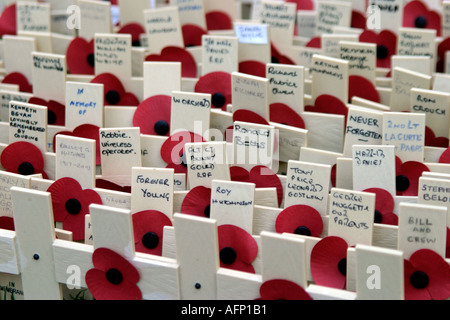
[
  {"x1": 414, "y1": 16, "x2": 427, "y2": 29},
  {"x1": 87, "y1": 53, "x2": 95, "y2": 68},
  {"x1": 203, "y1": 205, "x2": 211, "y2": 218},
  {"x1": 396, "y1": 175, "x2": 410, "y2": 192},
  {"x1": 18, "y1": 162, "x2": 35, "y2": 176},
  {"x1": 374, "y1": 210, "x2": 383, "y2": 224},
  {"x1": 142, "y1": 232, "x2": 159, "y2": 249},
  {"x1": 376, "y1": 45, "x2": 389, "y2": 60},
  {"x1": 154, "y1": 120, "x2": 169, "y2": 136},
  {"x1": 48, "y1": 109, "x2": 57, "y2": 125},
  {"x1": 65, "y1": 198, "x2": 82, "y2": 215},
  {"x1": 410, "y1": 270, "x2": 429, "y2": 289},
  {"x1": 106, "y1": 268, "x2": 123, "y2": 285},
  {"x1": 220, "y1": 246, "x2": 237, "y2": 265},
  {"x1": 294, "y1": 226, "x2": 311, "y2": 236},
  {"x1": 106, "y1": 90, "x2": 121, "y2": 105},
  {"x1": 211, "y1": 93, "x2": 226, "y2": 109},
  {"x1": 338, "y1": 258, "x2": 347, "y2": 276}
]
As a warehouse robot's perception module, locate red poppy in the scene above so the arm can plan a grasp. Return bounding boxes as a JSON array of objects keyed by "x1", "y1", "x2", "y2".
[
  {"x1": 359, "y1": 29, "x2": 397, "y2": 69},
  {"x1": 304, "y1": 94, "x2": 348, "y2": 118},
  {"x1": 132, "y1": 210, "x2": 172, "y2": 256},
  {"x1": 47, "y1": 177, "x2": 102, "y2": 241},
  {"x1": 85, "y1": 247, "x2": 142, "y2": 300},
  {"x1": 446, "y1": 230, "x2": 450, "y2": 259},
  {"x1": 233, "y1": 109, "x2": 270, "y2": 126},
  {"x1": 0, "y1": 4, "x2": 16, "y2": 37},
  {"x1": 285, "y1": 0, "x2": 314, "y2": 10},
  {"x1": 182, "y1": 24, "x2": 208, "y2": 48},
  {"x1": 351, "y1": 10, "x2": 367, "y2": 30},
  {"x1": 404, "y1": 249, "x2": 450, "y2": 300},
  {"x1": 425, "y1": 126, "x2": 449, "y2": 148},
  {"x1": 238, "y1": 61, "x2": 267, "y2": 78},
  {"x1": 230, "y1": 165, "x2": 283, "y2": 207},
  {"x1": 436, "y1": 37, "x2": 450, "y2": 73},
  {"x1": 146, "y1": 46, "x2": 198, "y2": 78},
  {"x1": 205, "y1": 11, "x2": 233, "y2": 31},
  {"x1": 269, "y1": 103, "x2": 306, "y2": 129},
  {"x1": 363, "y1": 188, "x2": 398, "y2": 225},
  {"x1": 90, "y1": 73, "x2": 140, "y2": 106},
  {"x1": 28, "y1": 97, "x2": 65, "y2": 126},
  {"x1": 181, "y1": 186, "x2": 212, "y2": 218},
  {"x1": 66, "y1": 37, "x2": 95, "y2": 75},
  {"x1": 310, "y1": 236, "x2": 349, "y2": 289},
  {"x1": 330, "y1": 164, "x2": 337, "y2": 188},
  {"x1": 1, "y1": 141, "x2": 47, "y2": 178},
  {"x1": 133, "y1": 95, "x2": 171, "y2": 136},
  {"x1": 439, "y1": 147, "x2": 450, "y2": 164},
  {"x1": 271, "y1": 43, "x2": 295, "y2": 65},
  {"x1": 0, "y1": 216, "x2": 14, "y2": 231},
  {"x1": 2, "y1": 72, "x2": 32, "y2": 93},
  {"x1": 195, "y1": 72, "x2": 232, "y2": 111},
  {"x1": 348, "y1": 75, "x2": 380, "y2": 104},
  {"x1": 257, "y1": 279, "x2": 312, "y2": 300},
  {"x1": 306, "y1": 36, "x2": 321, "y2": 48},
  {"x1": 403, "y1": 0, "x2": 441, "y2": 37},
  {"x1": 275, "y1": 204, "x2": 323, "y2": 237},
  {"x1": 160, "y1": 131, "x2": 205, "y2": 174},
  {"x1": 53, "y1": 124, "x2": 101, "y2": 165},
  {"x1": 117, "y1": 23, "x2": 145, "y2": 47},
  {"x1": 395, "y1": 157, "x2": 430, "y2": 196},
  {"x1": 96, "y1": 178, "x2": 131, "y2": 193},
  {"x1": 218, "y1": 224, "x2": 258, "y2": 273}
]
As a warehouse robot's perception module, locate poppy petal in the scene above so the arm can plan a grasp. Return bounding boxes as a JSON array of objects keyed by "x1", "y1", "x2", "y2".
[
  {"x1": 310, "y1": 236, "x2": 348, "y2": 289},
  {"x1": 96, "y1": 179, "x2": 131, "y2": 193},
  {"x1": 349, "y1": 75, "x2": 380, "y2": 103},
  {"x1": 305, "y1": 94, "x2": 348, "y2": 118},
  {"x1": 363, "y1": 188, "x2": 395, "y2": 215},
  {"x1": 285, "y1": 0, "x2": 314, "y2": 10},
  {"x1": 2, "y1": 72, "x2": 32, "y2": 93},
  {"x1": 439, "y1": 147, "x2": 450, "y2": 164},
  {"x1": 133, "y1": 95, "x2": 171, "y2": 136},
  {"x1": 306, "y1": 37, "x2": 321, "y2": 48},
  {"x1": 233, "y1": 109, "x2": 270, "y2": 126},
  {"x1": 403, "y1": 0, "x2": 441, "y2": 36},
  {"x1": 0, "y1": 216, "x2": 15, "y2": 231},
  {"x1": 249, "y1": 166, "x2": 283, "y2": 207},
  {"x1": 195, "y1": 72, "x2": 232, "y2": 111},
  {"x1": 160, "y1": 131, "x2": 205, "y2": 165},
  {"x1": 117, "y1": 23, "x2": 145, "y2": 46},
  {"x1": 181, "y1": 186, "x2": 212, "y2": 218},
  {"x1": 132, "y1": 210, "x2": 173, "y2": 256},
  {"x1": 66, "y1": 37, "x2": 95, "y2": 75},
  {"x1": 28, "y1": 97, "x2": 66, "y2": 126},
  {"x1": 91, "y1": 73, "x2": 139, "y2": 106},
  {"x1": 351, "y1": 10, "x2": 366, "y2": 30},
  {"x1": 182, "y1": 24, "x2": 208, "y2": 48},
  {"x1": 0, "y1": 4, "x2": 16, "y2": 36},
  {"x1": 404, "y1": 258, "x2": 432, "y2": 300},
  {"x1": 239, "y1": 61, "x2": 267, "y2": 78},
  {"x1": 229, "y1": 166, "x2": 250, "y2": 182},
  {"x1": 269, "y1": 103, "x2": 306, "y2": 129},
  {"x1": 397, "y1": 161, "x2": 430, "y2": 196},
  {"x1": 47, "y1": 177, "x2": 84, "y2": 221},
  {"x1": 275, "y1": 205, "x2": 323, "y2": 237},
  {"x1": 425, "y1": 126, "x2": 449, "y2": 148},
  {"x1": 408, "y1": 249, "x2": 450, "y2": 300},
  {"x1": 271, "y1": 44, "x2": 295, "y2": 65},
  {"x1": 206, "y1": 11, "x2": 233, "y2": 31},
  {"x1": 259, "y1": 279, "x2": 312, "y2": 300},
  {"x1": 1, "y1": 141, "x2": 44, "y2": 176},
  {"x1": 146, "y1": 46, "x2": 198, "y2": 78}
]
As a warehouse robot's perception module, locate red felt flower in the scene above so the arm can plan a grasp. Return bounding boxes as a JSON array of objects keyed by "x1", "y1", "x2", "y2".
[
  {"x1": 96, "y1": 178, "x2": 131, "y2": 193},
  {"x1": 439, "y1": 147, "x2": 450, "y2": 164},
  {"x1": 195, "y1": 72, "x2": 232, "y2": 111},
  {"x1": 230, "y1": 165, "x2": 283, "y2": 207},
  {"x1": 85, "y1": 247, "x2": 142, "y2": 300},
  {"x1": 182, "y1": 24, "x2": 208, "y2": 48},
  {"x1": 146, "y1": 46, "x2": 198, "y2": 78},
  {"x1": 403, "y1": 0, "x2": 441, "y2": 37},
  {"x1": 117, "y1": 23, "x2": 145, "y2": 47},
  {"x1": 238, "y1": 61, "x2": 267, "y2": 78},
  {"x1": 404, "y1": 249, "x2": 450, "y2": 300},
  {"x1": 181, "y1": 186, "x2": 212, "y2": 218},
  {"x1": 28, "y1": 97, "x2": 65, "y2": 126},
  {"x1": 1, "y1": 141, "x2": 47, "y2": 178},
  {"x1": 351, "y1": 10, "x2": 366, "y2": 30},
  {"x1": 0, "y1": 4, "x2": 16, "y2": 37},
  {"x1": 436, "y1": 37, "x2": 450, "y2": 73},
  {"x1": 304, "y1": 94, "x2": 348, "y2": 118},
  {"x1": 271, "y1": 43, "x2": 295, "y2": 65},
  {"x1": 363, "y1": 188, "x2": 398, "y2": 225},
  {"x1": 90, "y1": 73, "x2": 139, "y2": 106},
  {"x1": 257, "y1": 279, "x2": 312, "y2": 300},
  {"x1": 66, "y1": 37, "x2": 95, "y2": 75},
  {"x1": 206, "y1": 11, "x2": 233, "y2": 31},
  {"x1": 133, "y1": 95, "x2": 171, "y2": 136},
  {"x1": 348, "y1": 75, "x2": 380, "y2": 103},
  {"x1": 47, "y1": 177, "x2": 102, "y2": 241},
  {"x1": 359, "y1": 29, "x2": 397, "y2": 69},
  {"x1": 2, "y1": 72, "x2": 32, "y2": 93},
  {"x1": 395, "y1": 157, "x2": 430, "y2": 196},
  {"x1": 0, "y1": 216, "x2": 14, "y2": 231},
  {"x1": 160, "y1": 131, "x2": 205, "y2": 174},
  {"x1": 310, "y1": 236, "x2": 349, "y2": 289},
  {"x1": 275, "y1": 205, "x2": 323, "y2": 237},
  {"x1": 218, "y1": 224, "x2": 258, "y2": 273},
  {"x1": 269, "y1": 103, "x2": 306, "y2": 129},
  {"x1": 53, "y1": 124, "x2": 101, "y2": 166},
  {"x1": 132, "y1": 210, "x2": 172, "y2": 256},
  {"x1": 233, "y1": 109, "x2": 270, "y2": 126},
  {"x1": 425, "y1": 126, "x2": 449, "y2": 148}
]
